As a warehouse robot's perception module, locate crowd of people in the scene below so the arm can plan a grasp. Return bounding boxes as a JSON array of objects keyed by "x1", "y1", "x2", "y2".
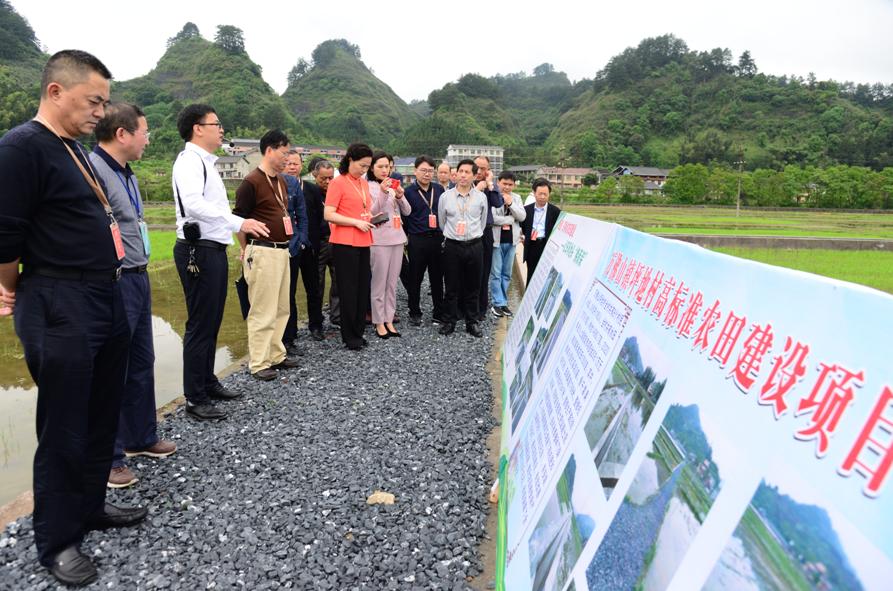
[{"x1": 0, "y1": 49, "x2": 563, "y2": 586}]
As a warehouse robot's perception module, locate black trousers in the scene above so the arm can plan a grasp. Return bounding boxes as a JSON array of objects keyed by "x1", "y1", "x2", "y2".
[
  {"x1": 406, "y1": 232, "x2": 444, "y2": 319},
  {"x1": 283, "y1": 248, "x2": 323, "y2": 343},
  {"x1": 479, "y1": 232, "x2": 494, "y2": 314},
  {"x1": 174, "y1": 240, "x2": 227, "y2": 404},
  {"x1": 15, "y1": 274, "x2": 129, "y2": 566},
  {"x1": 525, "y1": 240, "x2": 546, "y2": 284},
  {"x1": 317, "y1": 237, "x2": 340, "y2": 324},
  {"x1": 332, "y1": 244, "x2": 370, "y2": 347},
  {"x1": 443, "y1": 237, "x2": 483, "y2": 325},
  {"x1": 113, "y1": 271, "x2": 157, "y2": 467}
]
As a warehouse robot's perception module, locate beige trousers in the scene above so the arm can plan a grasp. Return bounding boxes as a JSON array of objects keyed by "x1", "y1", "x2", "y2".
[{"x1": 243, "y1": 243, "x2": 290, "y2": 373}]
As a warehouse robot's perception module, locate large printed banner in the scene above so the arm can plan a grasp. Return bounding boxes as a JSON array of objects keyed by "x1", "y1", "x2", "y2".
[{"x1": 497, "y1": 213, "x2": 893, "y2": 591}]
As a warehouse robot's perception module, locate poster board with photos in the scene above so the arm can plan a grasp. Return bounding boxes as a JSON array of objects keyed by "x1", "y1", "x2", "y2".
[{"x1": 496, "y1": 213, "x2": 893, "y2": 591}]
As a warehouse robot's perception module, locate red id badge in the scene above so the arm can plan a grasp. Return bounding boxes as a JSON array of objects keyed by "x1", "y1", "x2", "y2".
[
  {"x1": 531, "y1": 229, "x2": 539, "y2": 241},
  {"x1": 428, "y1": 214, "x2": 437, "y2": 229},
  {"x1": 456, "y1": 220, "x2": 466, "y2": 236},
  {"x1": 393, "y1": 216, "x2": 402, "y2": 230},
  {"x1": 501, "y1": 225, "x2": 511, "y2": 231},
  {"x1": 283, "y1": 216, "x2": 294, "y2": 236},
  {"x1": 110, "y1": 221, "x2": 125, "y2": 260}
]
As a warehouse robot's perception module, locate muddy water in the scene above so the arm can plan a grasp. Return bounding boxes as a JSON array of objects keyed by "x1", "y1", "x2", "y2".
[{"x1": 0, "y1": 259, "x2": 267, "y2": 506}]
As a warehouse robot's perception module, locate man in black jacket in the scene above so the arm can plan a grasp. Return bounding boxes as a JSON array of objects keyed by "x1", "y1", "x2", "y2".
[
  {"x1": 305, "y1": 159, "x2": 339, "y2": 328},
  {"x1": 521, "y1": 178, "x2": 561, "y2": 284}
]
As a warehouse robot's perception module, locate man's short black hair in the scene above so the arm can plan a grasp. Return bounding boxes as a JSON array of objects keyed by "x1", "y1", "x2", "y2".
[
  {"x1": 532, "y1": 178, "x2": 552, "y2": 193},
  {"x1": 177, "y1": 103, "x2": 216, "y2": 141},
  {"x1": 339, "y1": 143, "x2": 373, "y2": 175},
  {"x1": 41, "y1": 50, "x2": 112, "y2": 97},
  {"x1": 456, "y1": 158, "x2": 478, "y2": 175},
  {"x1": 260, "y1": 129, "x2": 289, "y2": 154},
  {"x1": 414, "y1": 155, "x2": 435, "y2": 169},
  {"x1": 498, "y1": 171, "x2": 516, "y2": 182},
  {"x1": 94, "y1": 102, "x2": 144, "y2": 143}
]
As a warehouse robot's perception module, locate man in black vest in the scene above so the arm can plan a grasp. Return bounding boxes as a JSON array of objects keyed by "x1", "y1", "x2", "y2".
[
  {"x1": 521, "y1": 178, "x2": 562, "y2": 284},
  {"x1": 0, "y1": 50, "x2": 148, "y2": 587}
]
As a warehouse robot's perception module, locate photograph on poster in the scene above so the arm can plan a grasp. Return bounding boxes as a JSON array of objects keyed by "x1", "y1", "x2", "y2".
[
  {"x1": 584, "y1": 331, "x2": 668, "y2": 497},
  {"x1": 511, "y1": 365, "x2": 535, "y2": 434},
  {"x1": 704, "y1": 464, "x2": 893, "y2": 591},
  {"x1": 534, "y1": 291, "x2": 574, "y2": 374},
  {"x1": 586, "y1": 403, "x2": 723, "y2": 590},
  {"x1": 535, "y1": 267, "x2": 565, "y2": 320},
  {"x1": 515, "y1": 318, "x2": 536, "y2": 369},
  {"x1": 527, "y1": 455, "x2": 596, "y2": 591}
]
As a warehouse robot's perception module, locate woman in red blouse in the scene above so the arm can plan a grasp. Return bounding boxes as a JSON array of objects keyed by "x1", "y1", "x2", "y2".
[{"x1": 323, "y1": 143, "x2": 374, "y2": 350}]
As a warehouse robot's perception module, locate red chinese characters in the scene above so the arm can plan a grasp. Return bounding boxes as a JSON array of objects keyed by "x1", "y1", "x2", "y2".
[
  {"x1": 840, "y1": 386, "x2": 893, "y2": 497},
  {"x1": 692, "y1": 299, "x2": 721, "y2": 352},
  {"x1": 732, "y1": 323, "x2": 774, "y2": 392},
  {"x1": 795, "y1": 363, "x2": 864, "y2": 457},
  {"x1": 709, "y1": 311, "x2": 747, "y2": 367},
  {"x1": 759, "y1": 337, "x2": 810, "y2": 417}
]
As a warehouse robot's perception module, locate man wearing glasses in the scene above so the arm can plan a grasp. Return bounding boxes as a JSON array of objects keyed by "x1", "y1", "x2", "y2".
[
  {"x1": 171, "y1": 104, "x2": 269, "y2": 420},
  {"x1": 401, "y1": 155, "x2": 446, "y2": 326},
  {"x1": 88, "y1": 102, "x2": 177, "y2": 489}
]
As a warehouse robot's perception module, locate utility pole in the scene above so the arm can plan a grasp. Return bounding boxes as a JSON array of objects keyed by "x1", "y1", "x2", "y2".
[{"x1": 734, "y1": 158, "x2": 745, "y2": 217}]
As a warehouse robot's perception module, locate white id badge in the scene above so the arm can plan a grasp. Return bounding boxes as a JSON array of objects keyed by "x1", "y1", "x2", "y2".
[{"x1": 138, "y1": 220, "x2": 151, "y2": 256}]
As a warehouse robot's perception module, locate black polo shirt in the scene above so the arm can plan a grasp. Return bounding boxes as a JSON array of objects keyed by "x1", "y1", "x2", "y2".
[
  {"x1": 402, "y1": 181, "x2": 444, "y2": 235},
  {"x1": 0, "y1": 120, "x2": 119, "y2": 270}
]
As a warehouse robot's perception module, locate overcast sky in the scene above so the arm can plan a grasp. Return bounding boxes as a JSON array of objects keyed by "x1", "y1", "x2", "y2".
[{"x1": 10, "y1": 0, "x2": 893, "y2": 103}]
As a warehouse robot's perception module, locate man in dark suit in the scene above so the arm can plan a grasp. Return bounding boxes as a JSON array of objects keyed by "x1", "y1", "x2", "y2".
[{"x1": 521, "y1": 178, "x2": 562, "y2": 284}]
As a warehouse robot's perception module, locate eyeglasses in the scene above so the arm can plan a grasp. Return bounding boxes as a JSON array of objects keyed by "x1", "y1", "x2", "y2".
[
  {"x1": 125, "y1": 129, "x2": 150, "y2": 139},
  {"x1": 197, "y1": 122, "x2": 224, "y2": 129},
  {"x1": 416, "y1": 168, "x2": 435, "y2": 174}
]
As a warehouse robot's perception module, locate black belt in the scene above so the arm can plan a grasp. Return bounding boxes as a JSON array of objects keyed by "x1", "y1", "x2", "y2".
[
  {"x1": 27, "y1": 265, "x2": 121, "y2": 282},
  {"x1": 122, "y1": 264, "x2": 148, "y2": 274},
  {"x1": 249, "y1": 240, "x2": 290, "y2": 249},
  {"x1": 177, "y1": 238, "x2": 227, "y2": 251},
  {"x1": 445, "y1": 237, "x2": 481, "y2": 246},
  {"x1": 410, "y1": 231, "x2": 443, "y2": 237}
]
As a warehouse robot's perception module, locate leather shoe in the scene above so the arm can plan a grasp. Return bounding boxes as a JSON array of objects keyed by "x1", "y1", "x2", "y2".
[
  {"x1": 272, "y1": 357, "x2": 300, "y2": 370},
  {"x1": 253, "y1": 368, "x2": 278, "y2": 381},
  {"x1": 310, "y1": 329, "x2": 325, "y2": 341},
  {"x1": 439, "y1": 322, "x2": 455, "y2": 335},
  {"x1": 186, "y1": 402, "x2": 227, "y2": 420},
  {"x1": 208, "y1": 384, "x2": 242, "y2": 400},
  {"x1": 409, "y1": 315, "x2": 422, "y2": 327},
  {"x1": 49, "y1": 545, "x2": 97, "y2": 587},
  {"x1": 466, "y1": 323, "x2": 483, "y2": 338},
  {"x1": 86, "y1": 502, "x2": 148, "y2": 531}
]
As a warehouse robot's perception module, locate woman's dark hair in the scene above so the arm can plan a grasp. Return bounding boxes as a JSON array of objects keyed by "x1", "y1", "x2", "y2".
[
  {"x1": 532, "y1": 177, "x2": 552, "y2": 193},
  {"x1": 338, "y1": 143, "x2": 373, "y2": 175},
  {"x1": 177, "y1": 103, "x2": 216, "y2": 141},
  {"x1": 368, "y1": 151, "x2": 391, "y2": 181}
]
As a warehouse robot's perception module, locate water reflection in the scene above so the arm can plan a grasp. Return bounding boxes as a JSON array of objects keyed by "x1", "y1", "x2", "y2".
[{"x1": 0, "y1": 259, "x2": 262, "y2": 507}]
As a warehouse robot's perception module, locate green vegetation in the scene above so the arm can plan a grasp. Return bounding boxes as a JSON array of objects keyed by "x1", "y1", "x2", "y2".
[
  {"x1": 712, "y1": 247, "x2": 893, "y2": 294},
  {"x1": 148, "y1": 231, "x2": 177, "y2": 262},
  {"x1": 564, "y1": 204, "x2": 893, "y2": 238},
  {"x1": 736, "y1": 506, "x2": 812, "y2": 591},
  {"x1": 283, "y1": 39, "x2": 419, "y2": 149}
]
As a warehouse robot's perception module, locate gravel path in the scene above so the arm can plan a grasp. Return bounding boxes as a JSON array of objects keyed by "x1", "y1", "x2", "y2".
[{"x1": 0, "y1": 288, "x2": 499, "y2": 590}]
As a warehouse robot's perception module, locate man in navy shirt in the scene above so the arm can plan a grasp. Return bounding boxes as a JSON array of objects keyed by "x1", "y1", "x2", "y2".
[
  {"x1": 402, "y1": 155, "x2": 446, "y2": 326},
  {"x1": 0, "y1": 50, "x2": 147, "y2": 587}
]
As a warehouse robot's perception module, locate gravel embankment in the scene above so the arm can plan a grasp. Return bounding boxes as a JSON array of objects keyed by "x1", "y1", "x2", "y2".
[{"x1": 0, "y1": 290, "x2": 500, "y2": 590}]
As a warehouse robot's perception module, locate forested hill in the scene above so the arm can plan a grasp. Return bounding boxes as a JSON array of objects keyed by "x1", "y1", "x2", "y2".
[
  {"x1": 0, "y1": 0, "x2": 45, "y2": 134},
  {"x1": 547, "y1": 35, "x2": 893, "y2": 170},
  {"x1": 282, "y1": 39, "x2": 419, "y2": 148},
  {"x1": 112, "y1": 23, "x2": 311, "y2": 159},
  {"x1": 2, "y1": 0, "x2": 892, "y2": 171}
]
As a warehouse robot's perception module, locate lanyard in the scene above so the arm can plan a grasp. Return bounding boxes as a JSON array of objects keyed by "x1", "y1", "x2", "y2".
[
  {"x1": 263, "y1": 172, "x2": 287, "y2": 214},
  {"x1": 456, "y1": 191, "x2": 471, "y2": 220},
  {"x1": 33, "y1": 116, "x2": 114, "y2": 218},
  {"x1": 419, "y1": 184, "x2": 434, "y2": 213},
  {"x1": 347, "y1": 175, "x2": 368, "y2": 213},
  {"x1": 114, "y1": 171, "x2": 142, "y2": 219}
]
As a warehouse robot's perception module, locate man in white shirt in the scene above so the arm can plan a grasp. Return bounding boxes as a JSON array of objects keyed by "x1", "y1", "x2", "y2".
[{"x1": 171, "y1": 104, "x2": 268, "y2": 421}]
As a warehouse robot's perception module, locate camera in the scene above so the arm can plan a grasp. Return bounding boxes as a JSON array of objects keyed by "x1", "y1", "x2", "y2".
[{"x1": 183, "y1": 221, "x2": 201, "y2": 241}]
